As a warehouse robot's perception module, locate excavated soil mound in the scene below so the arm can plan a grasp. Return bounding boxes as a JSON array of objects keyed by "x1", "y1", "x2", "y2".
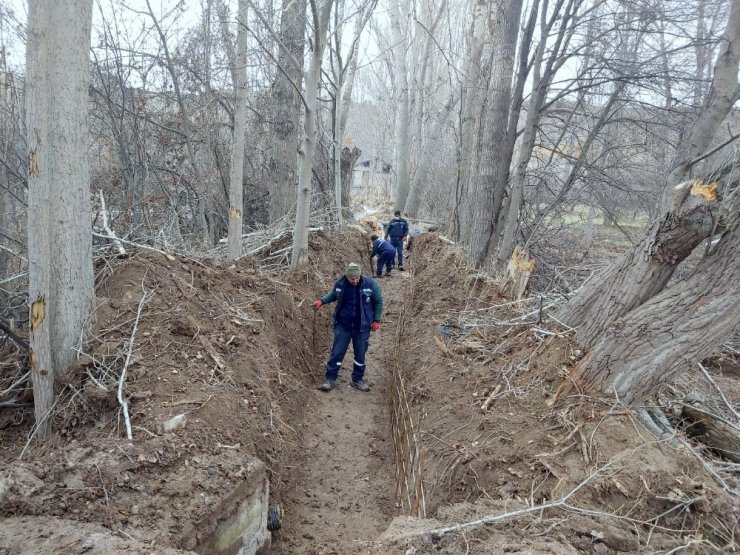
[
  {"x1": 382, "y1": 233, "x2": 739, "y2": 554},
  {"x1": 0, "y1": 228, "x2": 385, "y2": 553}
]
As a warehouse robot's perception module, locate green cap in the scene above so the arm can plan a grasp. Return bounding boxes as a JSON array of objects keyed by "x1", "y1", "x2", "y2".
[{"x1": 345, "y1": 263, "x2": 361, "y2": 278}]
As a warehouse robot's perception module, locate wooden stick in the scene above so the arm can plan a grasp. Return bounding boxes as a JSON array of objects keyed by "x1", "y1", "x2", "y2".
[
  {"x1": 480, "y1": 384, "x2": 502, "y2": 411},
  {"x1": 118, "y1": 288, "x2": 153, "y2": 440},
  {"x1": 98, "y1": 190, "x2": 127, "y2": 257}
]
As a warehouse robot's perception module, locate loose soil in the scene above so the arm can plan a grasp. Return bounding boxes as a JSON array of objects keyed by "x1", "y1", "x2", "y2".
[{"x1": 0, "y1": 226, "x2": 737, "y2": 554}]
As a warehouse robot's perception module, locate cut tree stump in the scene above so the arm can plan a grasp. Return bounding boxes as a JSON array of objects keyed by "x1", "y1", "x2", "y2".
[{"x1": 682, "y1": 402, "x2": 740, "y2": 463}]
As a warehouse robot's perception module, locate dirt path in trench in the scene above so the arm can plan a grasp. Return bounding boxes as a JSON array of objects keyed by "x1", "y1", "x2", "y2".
[{"x1": 271, "y1": 272, "x2": 408, "y2": 555}]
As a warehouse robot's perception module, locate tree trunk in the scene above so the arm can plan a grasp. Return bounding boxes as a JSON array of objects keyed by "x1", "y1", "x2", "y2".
[
  {"x1": 389, "y1": 0, "x2": 411, "y2": 210},
  {"x1": 390, "y1": 0, "x2": 411, "y2": 211},
  {"x1": 557, "y1": 181, "x2": 720, "y2": 348},
  {"x1": 269, "y1": 0, "x2": 307, "y2": 222},
  {"x1": 291, "y1": 0, "x2": 333, "y2": 267},
  {"x1": 682, "y1": 402, "x2": 740, "y2": 463},
  {"x1": 495, "y1": 0, "x2": 545, "y2": 270},
  {"x1": 227, "y1": 0, "x2": 249, "y2": 261},
  {"x1": 565, "y1": 225, "x2": 740, "y2": 407},
  {"x1": 333, "y1": 79, "x2": 343, "y2": 225},
  {"x1": 404, "y1": 93, "x2": 458, "y2": 217},
  {"x1": 332, "y1": 0, "x2": 373, "y2": 221},
  {"x1": 467, "y1": 0, "x2": 524, "y2": 267},
  {"x1": 408, "y1": 0, "x2": 447, "y2": 177},
  {"x1": 452, "y1": 0, "x2": 490, "y2": 243},
  {"x1": 27, "y1": 0, "x2": 95, "y2": 437},
  {"x1": 340, "y1": 146, "x2": 361, "y2": 210}
]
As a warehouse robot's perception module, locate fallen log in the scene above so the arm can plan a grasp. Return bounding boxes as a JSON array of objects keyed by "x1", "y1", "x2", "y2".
[{"x1": 682, "y1": 402, "x2": 740, "y2": 463}]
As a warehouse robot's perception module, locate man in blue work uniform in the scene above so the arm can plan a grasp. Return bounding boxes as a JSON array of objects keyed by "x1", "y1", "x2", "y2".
[
  {"x1": 385, "y1": 210, "x2": 409, "y2": 271},
  {"x1": 370, "y1": 234, "x2": 397, "y2": 278},
  {"x1": 313, "y1": 263, "x2": 384, "y2": 392}
]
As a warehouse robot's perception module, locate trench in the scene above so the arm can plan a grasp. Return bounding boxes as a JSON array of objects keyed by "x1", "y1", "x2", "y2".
[
  {"x1": 191, "y1": 259, "x2": 425, "y2": 555},
  {"x1": 266, "y1": 266, "x2": 422, "y2": 554}
]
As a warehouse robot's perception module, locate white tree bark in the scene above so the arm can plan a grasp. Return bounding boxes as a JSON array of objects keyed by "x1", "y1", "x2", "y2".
[
  {"x1": 227, "y1": 0, "x2": 249, "y2": 261},
  {"x1": 332, "y1": 0, "x2": 347, "y2": 225},
  {"x1": 27, "y1": 0, "x2": 95, "y2": 437},
  {"x1": 291, "y1": 0, "x2": 334, "y2": 267},
  {"x1": 390, "y1": 0, "x2": 411, "y2": 210}
]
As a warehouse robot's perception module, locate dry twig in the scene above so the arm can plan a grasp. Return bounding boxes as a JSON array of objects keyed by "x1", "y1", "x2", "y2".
[{"x1": 118, "y1": 286, "x2": 154, "y2": 440}]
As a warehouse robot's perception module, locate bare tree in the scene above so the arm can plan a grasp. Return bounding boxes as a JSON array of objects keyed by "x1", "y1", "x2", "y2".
[
  {"x1": 90, "y1": 11, "x2": 152, "y2": 238},
  {"x1": 269, "y1": 0, "x2": 307, "y2": 222},
  {"x1": 227, "y1": 0, "x2": 249, "y2": 261},
  {"x1": 291, "y1": 0, "x2": 334, "y2": 266},
  {"x1": 451, "y1": 0, "x2": 491, "y2": 241},
  {"x1": 26, "y1": 0, "x2": 95, "y2": 437},
  {"x1": 557, "y1": 0, "x2": 740, "y2": 349},
  {"x1": 390, "y1": 0, "x2": 411, "y2": 210},
  {"x1": 329, "y1": 0, "x2": 375, "y2": 223},
  {"x1": 565, "y1": 222, "x2": 739, "y2": 405},
  {"x1": 495, "y1": 0, "x2": 580, "y2": 269},
  {"x1": 144, "y1": 0, "x2": 213, "y2": 244},
  {"x1": 466, "y1": 0, "x2": 524, "y2": 267}
]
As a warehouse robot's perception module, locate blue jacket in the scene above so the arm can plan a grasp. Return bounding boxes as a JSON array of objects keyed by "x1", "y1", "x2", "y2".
[
  {"x1": 385, "y1": 217, "x2": 409, "y2": 239},
  {"x1": 320, "y1": 276, "x2": 384, "y2": 330},
  {"x1": 370, "y1": 238, "x2": 396, "y2": 258}
]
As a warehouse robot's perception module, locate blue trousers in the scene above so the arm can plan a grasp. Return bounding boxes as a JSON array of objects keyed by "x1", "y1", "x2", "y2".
[
  {"x1": 389, "y1": 238, "x2": 404, "y2": 267},
  {"x1": 376, "y1": 252, "x2": 394, "y2": 276},
  {"x1": 326, "y1": 324, "x2": 371, "y2": 382}
]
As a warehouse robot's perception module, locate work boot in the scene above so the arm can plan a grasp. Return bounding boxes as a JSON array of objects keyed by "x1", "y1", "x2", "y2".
[
  {"x1": 398, "y1": 266, "x2": 405, "y2": 271},
  {"x1": 318, "y1": 379, "x2": 335, "y2": 391},
  {"x1": 384, "y1": 272, "x2": 392, "y2": 277},
  {"x1": 351, "y1": 380, "x2": 371, "y2": 392}
]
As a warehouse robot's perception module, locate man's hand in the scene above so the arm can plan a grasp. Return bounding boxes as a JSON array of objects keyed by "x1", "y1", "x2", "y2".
[
  {"x1": 371, "y1": 322, "x2": 381, "y2": 331},
  {"x1": 313, "y1": 300, "x2": 323, "y2": 310},
  {"x1": 402, "y1": 236, "x2": 407, "y2": 241}
]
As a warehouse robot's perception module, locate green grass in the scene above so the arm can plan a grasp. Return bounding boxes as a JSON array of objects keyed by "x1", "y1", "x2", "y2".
[{"x1": 560, "y1": 206, "x2": 648, "y2": 228}]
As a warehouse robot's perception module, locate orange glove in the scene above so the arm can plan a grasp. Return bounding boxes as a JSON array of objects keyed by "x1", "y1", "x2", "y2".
[
  {"x1": 313, "y1": 300, "x2": 323, "y2": 310},
  {"x1": 371, "y1": 322, "x2": 381, "y2": 331}
]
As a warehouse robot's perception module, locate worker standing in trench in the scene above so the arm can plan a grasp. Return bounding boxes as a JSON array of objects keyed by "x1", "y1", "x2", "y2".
[{"x1": 312, "y1": 262, "x2": 384, "y2": 392}]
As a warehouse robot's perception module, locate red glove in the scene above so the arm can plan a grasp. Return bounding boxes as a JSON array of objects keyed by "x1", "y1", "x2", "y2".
[
  {"x1": 371, "y1": 322, "x2": 381, "y2": 331},
  {"x1": 313, "y1": 300, "x2": 323, "y2": 310}
]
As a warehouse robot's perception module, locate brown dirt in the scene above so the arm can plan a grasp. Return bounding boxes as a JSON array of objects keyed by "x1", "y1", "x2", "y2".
[{"x1": 0, "y1": 227, "x2": 737, "y2": 555}]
